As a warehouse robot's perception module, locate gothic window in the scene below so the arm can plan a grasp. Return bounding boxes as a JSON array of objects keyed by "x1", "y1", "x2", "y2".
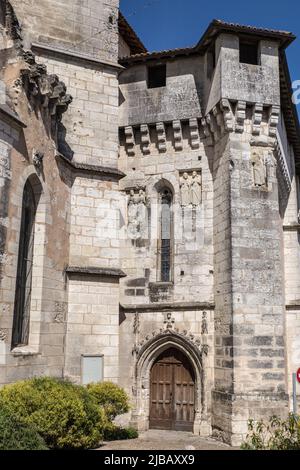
[
  {"x1": 158, "y1": 188, "x2": 173, "y2": 282},
  {"x1": 12, "y1": 180, "x2": 37, "y2": 348}
]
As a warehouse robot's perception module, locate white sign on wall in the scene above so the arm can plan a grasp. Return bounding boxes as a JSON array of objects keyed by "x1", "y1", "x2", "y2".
[{"x1": 81, "y1": 355, "x2": 104, "y2": 385}]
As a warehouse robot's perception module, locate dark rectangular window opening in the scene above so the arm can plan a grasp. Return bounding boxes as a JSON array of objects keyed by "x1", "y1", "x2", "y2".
[
  {"x1": 161, "y1": 239, "x2": 171, "y2": 282},
  {"x1": 148, "y1": 64, "x2": 166, "y2": 89},
  {"x1": 206, "y1": 45, "x2": 216, "y2": 79},
  {"x1": 239, "y1": 41, "x2": 259, "y2": 65}
]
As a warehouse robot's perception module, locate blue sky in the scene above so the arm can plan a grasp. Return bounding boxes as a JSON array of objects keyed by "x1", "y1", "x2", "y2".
[{"x1": 120, "y1": 0, "x2": 300, "y2": 114}]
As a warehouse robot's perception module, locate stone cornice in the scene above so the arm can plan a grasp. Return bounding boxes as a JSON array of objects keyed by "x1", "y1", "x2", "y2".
[
  {"x1": 56, "y1": 153, "x2": 125, "y2": 180},
  {"x1": 120, "y1": 99, "x2": 281, "y2": 156},
  {"x1": 0, "y1": 104, "x2": 26, "y2": 129},
  {"x1": 120, "y1": 301, "x2": 215, "y2": 313},
  {"x1": 31, "y1": 43, "x2": 124, "y2": 71},
  {"x1": 66, "y1": 266, "x2": 127, "y2": 278}
]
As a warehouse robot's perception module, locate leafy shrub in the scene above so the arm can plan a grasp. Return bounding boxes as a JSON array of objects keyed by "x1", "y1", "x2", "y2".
[
  {"x1": 87, "y1": 382, "x2": 130, "y2": 421},
  {"x1": 103, "y1": 422, "x2": 138, "y2": 441},
  {"x1": 0, "y1": 377, "x2": 105, "y2": 449},
  {"x1": 241, "y1": 414, "x2": 300, "y2": 450},
  {"x1": 0, "y1": 406, "x2": 48, "y2": 450}
]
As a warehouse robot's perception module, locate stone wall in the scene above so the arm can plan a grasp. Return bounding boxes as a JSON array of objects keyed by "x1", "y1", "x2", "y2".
[
  {"x1": 119, "y1": 57, "x2": 203, "y2": 126},
  {"x1": 0, "y1": 60, "x2": 71, "y2": 385},
  {"x1": 118, "y1": 119, "x2": 214, "y2": 306},
  {"x1": 64, "y1": 274, "x2": 119, "y2": 383},
  {"x1": 0, "y1": 0, "x2": 123, "y2": 386},
  {"x1": 10, "y1": 0, "x2": 119, "y2": 62},
  {"x1": 205, "y1": 34, "x2": 280, "y2": 114}
]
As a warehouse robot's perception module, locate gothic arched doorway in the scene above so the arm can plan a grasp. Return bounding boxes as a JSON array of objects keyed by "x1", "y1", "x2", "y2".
[{"x1": 149, "y1": 347, "x2": 195, "y2": 431}]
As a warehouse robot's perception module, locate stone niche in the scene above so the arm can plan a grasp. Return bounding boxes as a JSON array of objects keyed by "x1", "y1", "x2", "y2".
[
  {"x1": 250, "y1": 146, "x2": 276, "y2": 191},
  {"x1": 179, "y1": 170, "x2": 202, "y2": 207},
  {"x1": 126, "y1": 187, "x2": 149, "y2": 242}
]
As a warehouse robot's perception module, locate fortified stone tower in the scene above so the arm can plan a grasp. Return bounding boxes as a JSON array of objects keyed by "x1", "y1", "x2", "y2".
[
  {"x1": 118, "y1": 20, "x2": 299, "y2": 444},
  {"x1": 203, "y1": 24, "x2": 293, "y2": 444}
]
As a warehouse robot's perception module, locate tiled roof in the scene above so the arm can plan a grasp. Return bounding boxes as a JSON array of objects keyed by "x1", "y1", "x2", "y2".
[
  {"x1": 119, "y1": 12, "x2": 147, "y2": 55},
  {"x1": 120, "y1": 18, "x2": 295, "y2": 64},
  {"x1": 207, "y1": 19, "x2": 295, "y2": 40},
  {"x1": 196, "y1": 19, "x2": 295, "y2": 51},
  {"x1": 119, "y1": 46, "x2": 197, "y2": 64}
]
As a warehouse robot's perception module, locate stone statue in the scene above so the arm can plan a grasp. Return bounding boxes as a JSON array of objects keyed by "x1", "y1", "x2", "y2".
[
  {"x1": 191, "y1": 171, "x2": 202, "y2": 206},
  {"x1": 265, "y1": 152, "x2": 277, "y2": 181},
  {"x1": 128, "y1": 189, "x2": 147, "y2": 239},
  {"x1": 128, "y1": 190, "x2": 139, "y2": 239},
  {"x1": 201, "y1": 312, "x2": 208, "y2": 335},
  {"x1": 251, "y1": 150, "x2": 266, "y2": 187},
  {"x1": 137, "y1": 190, "x2": 147, "y2": 237},
  {"x1": 180, "y1": 172, "x2": 191, "y2": 206}
]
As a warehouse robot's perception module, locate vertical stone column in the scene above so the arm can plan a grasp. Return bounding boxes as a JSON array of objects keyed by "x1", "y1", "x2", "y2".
[
  {"x1": 211, "y1": 121, "x2": 288, "y2": 445},
  {"x1": 205, "y1": 30, "x2": 289, "y2": 445}
]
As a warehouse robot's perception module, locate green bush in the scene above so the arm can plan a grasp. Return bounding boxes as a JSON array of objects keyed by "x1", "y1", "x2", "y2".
[
  {"x1": 103, "y1": 422, "x2": 138, "y2": 441},
  {"x1": 87, "y1": 382, "x2": 130, "y2": 421},
  {"x1": 241, "y1": 414, "x2": 300, "y2": 450},
  {"x1": 0, "y1": 406, "x2": 48, "y2": 450},
  {"x1": 0, "y1": 377, "x2": 105, "y2": 449}
]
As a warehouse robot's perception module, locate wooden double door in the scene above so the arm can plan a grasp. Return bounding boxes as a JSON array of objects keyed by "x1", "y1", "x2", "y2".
[{"x1": 149, "y1": 348, "x2": 195, "y2": 431}]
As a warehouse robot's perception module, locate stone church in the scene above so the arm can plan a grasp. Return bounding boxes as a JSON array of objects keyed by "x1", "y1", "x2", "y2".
[{"x1": 0, "y1": 0, "x2": 299, "y2": 445}]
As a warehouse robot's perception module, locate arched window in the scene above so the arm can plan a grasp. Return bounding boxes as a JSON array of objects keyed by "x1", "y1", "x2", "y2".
[
  {"x1": 158, "y1": 188, "x2": 173, "y2": 282},
  {"x1": 12, "y1": 180, "x2": 37, "y2": 348}
]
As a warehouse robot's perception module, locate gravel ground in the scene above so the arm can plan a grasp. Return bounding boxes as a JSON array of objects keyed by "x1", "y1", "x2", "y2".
[{"x1": 98, "y1": 430, "x2": 236, "y2": 451}]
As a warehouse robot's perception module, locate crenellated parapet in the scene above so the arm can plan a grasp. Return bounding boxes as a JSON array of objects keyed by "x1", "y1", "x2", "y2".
[
  {"x1": 120, "y1": 99, "x2": 281, "y2": 157},
  {"x1": 201, "y1": 99, "x2": 281, "y2": 145},
  {"x1": 121, "y1": 119, "x2": 203, "y2": 157}
]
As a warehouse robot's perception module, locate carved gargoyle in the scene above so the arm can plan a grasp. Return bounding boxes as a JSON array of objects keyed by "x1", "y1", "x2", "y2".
[
  {"x1": 21, "y1": 51, "x2": 72, "y2": 140},
  {"x1": 32, "y1": 151, "x2": 44, "y2": 170}
]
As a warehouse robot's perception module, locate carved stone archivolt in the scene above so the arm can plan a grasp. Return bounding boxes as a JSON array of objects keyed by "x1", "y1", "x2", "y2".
[
  {"x1": 180, "y1": 171, "x2": 202, "y2": 207},
  {"x1": 132, "y1": 327, "x2": 208, "y2": 357},
  {"x1": 131, "y1": 325, "x2": 209, "y2": 432},
  {"x1": 127, "y1": 188, "x2": 149, "y2": 240}
]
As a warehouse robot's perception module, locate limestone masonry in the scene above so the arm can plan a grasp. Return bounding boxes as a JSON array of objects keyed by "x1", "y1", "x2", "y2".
[{"x1": 0, "y1": 0, "x2": 299, "y2": 446}]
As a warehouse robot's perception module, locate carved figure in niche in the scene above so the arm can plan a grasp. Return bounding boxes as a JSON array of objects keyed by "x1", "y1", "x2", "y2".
[
  {"x1": 265, "y1": 152, "x2": 277, "y2": 181},
  {"x1": 251, "y1": 150, "x2": 266, "y2": 187},
  {"x1": 180, "y1": 172, "x2": 191, "y2": 206},
  {"x1": 201, "y1": 312, "x2": 208, "y2": 335},
  {"x1": 164, "y1": 312, "x2": 175, "y2": 329},
  {"x1": 128, "y1": 189, "x2": 148, "y2": 240},
  {"x1": 137, "y1": 190, "x2": 148, "y2": 238},
  {"x1": 128, "y1": 190, "x2": 139, "y2": 239},
  {"x1": 191, "y1": 171, "x2": 202, "y2": 206}
]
